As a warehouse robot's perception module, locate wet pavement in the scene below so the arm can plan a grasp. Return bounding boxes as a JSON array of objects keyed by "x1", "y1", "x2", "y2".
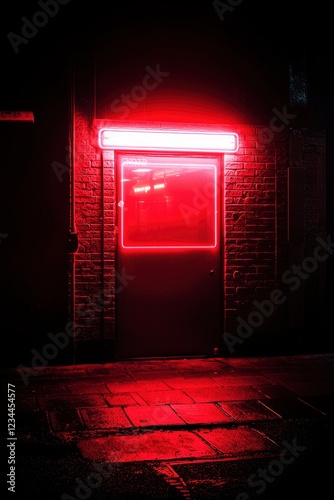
[{"x1": 1, "y1": 353, "x2": 334, "y2": 499}]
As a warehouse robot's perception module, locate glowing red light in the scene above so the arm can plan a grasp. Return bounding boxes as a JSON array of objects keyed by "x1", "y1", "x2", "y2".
[
  {"x1": 99, "y1": 128, "x2": 238, "y2": 152},
  {"x1": 119, "y1": 156, "x2": 218, "y2": 249},
  {"x1": 153, "y1": 183, "x2": 165, "y2": 190},
  {"x1": 132, "y1": 168, "x2": 152, "y2": 173},
  {"x1": 133, "y1": 185, "x2": 151, "y2": 193}
]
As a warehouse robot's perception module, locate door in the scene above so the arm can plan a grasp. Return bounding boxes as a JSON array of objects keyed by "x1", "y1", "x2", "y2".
[{"x1": 115, "y1": 153, "x2": 222, "y2": 358}]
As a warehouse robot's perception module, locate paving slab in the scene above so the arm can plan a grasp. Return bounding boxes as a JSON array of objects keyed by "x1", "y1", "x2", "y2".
[
  {"x1": 171, "y1": 403, "x2": 233, "y2": 425},
  {"x1": 18, "y1": 384, "x2": 72, "y2": 396},
  {"x1": 158, "y1": 359, "x2": 222, "y2": 370},
  {"x1": 106, "y1": 380, "x2": 171, "y2": 393},
  {"x1": 37, "y1": 394, "x2": 109, "y2": 410},
  {"x1": 169, "y1": 453, "x2": 330, "y2": 500},
  {"x1": 266, "y1": 372, "x2": 330, "y2": 384},
  {"x1": 80, "y1": 407, "x2": 134, "y2": 429},
  {"x1": 67, "y1": 382, "x2": 112, "y2": 394},
  {"x1": 124, "y1": 405, "x2": 186, "y2": 427},
  {"x1": 129, "y1": 370, "x2": 183, "y2": 381},
  {"x1": 77, "y1": 430, "x2": 219, "y2": 462},
  {"x1": 24, "y1": 367, "x2": 88, "y2": 378},
  {"x1": 299, "y1": 395, "x2": 334, "y2": 417},
  {"x1": 163, "y1": 377, "x2": 222, "y2": 389},
  {"x1": 211, "y1": 375, "x2": 273, "y2": 386},
  {"x1": 48, "y1": 409, "x2": 85, "y2": 432},
  {"x1": 138, "y1": 389, "x2": 195, "y2": 405},
  {"x1": 196, "y1": 427, "x2": 279, "y2": 455},
  {"x1": 104, "y1": 393, "x2": 140, "y2": 406},
  {"x1": 83, "y1": 363, "x2": 134, "y2": 374},
  {"x1": 260, "y1": 397, "x2": 328, "y2": 418},
  {"x1": 183, "y1": 386, "x2": 264, "y2": 403},
  {"x1": 217, "y1": 400, "x2": 282, "y2": 422},
  {"x1": 279, "y1": 381, "x2": 334, "y2": 396},
  {"x1": 251, "y1": 418, "x2": 334, "y2": 453},
  {"x1": 252, "y1": 384, "x2": 298, "y2": 398}
]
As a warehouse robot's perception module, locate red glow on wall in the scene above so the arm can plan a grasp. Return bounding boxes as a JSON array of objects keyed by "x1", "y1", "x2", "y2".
[
  {"x1": 99, "y1": 128, "x2": 238, "y2": 153},
  {"x1": 119, "y1": 155, "x2": 218, "y2": 249},
  {"x1": 106, "y1": 88, "x2": 251, "y2": 124}
]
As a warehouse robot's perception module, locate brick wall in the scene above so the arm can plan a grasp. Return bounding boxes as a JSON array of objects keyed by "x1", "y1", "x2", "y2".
[
  {"x1": 70, "y1": 111, "x2": 116, "y2": 361},
  {"x1": 223, "y1": 125, "x2": 288, "y2": 354}
]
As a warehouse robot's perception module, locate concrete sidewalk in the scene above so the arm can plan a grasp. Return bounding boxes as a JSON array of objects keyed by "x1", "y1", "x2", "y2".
[{"x1": 2, "y1": 353, "x2": 334, "y2": 498}]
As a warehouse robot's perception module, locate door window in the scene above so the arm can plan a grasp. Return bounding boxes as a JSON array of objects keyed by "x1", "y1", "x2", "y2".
[{"x1": 119, "y1": 156, "x2": 218, "y2": 248}]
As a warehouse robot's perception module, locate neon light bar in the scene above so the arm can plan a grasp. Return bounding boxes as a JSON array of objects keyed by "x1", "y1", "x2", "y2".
[
  {"x1": 132, "y1": 168, "x2": 152, "y2": 173},
  {"x1": 99, "y1": 128, "x2": 239, "y2": 152},
  {"x1": 120, "y1": 156, "x2": 218, "y2": 249}
]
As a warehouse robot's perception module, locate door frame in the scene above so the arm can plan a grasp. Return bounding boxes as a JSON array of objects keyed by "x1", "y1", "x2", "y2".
[{"x1": 113, "y1": 150, "x2": 225, "y2": 359}]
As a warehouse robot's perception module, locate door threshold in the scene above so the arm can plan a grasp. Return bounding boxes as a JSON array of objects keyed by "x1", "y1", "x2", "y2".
[{"x1": 115, "y1": 354, "x2": 221, "y2": 361}]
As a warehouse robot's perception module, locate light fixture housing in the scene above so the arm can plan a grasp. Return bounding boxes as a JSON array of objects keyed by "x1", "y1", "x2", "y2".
[{"x1": 98, "y1": 127, "x2": 239, "y2": 153}]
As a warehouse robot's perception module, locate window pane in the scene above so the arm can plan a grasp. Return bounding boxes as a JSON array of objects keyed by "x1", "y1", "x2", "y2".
[{"x1": 120, "y1": 156, "x2": 218, "y2": 248}]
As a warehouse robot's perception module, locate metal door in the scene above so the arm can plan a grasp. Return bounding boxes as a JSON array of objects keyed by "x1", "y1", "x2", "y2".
[{"x1": 115, "y1": 154, "x2": 222, "y2": 358}]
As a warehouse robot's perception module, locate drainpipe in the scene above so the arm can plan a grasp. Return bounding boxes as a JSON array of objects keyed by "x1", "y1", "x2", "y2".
[{"x1": 68, "y1": 60, "x2": 78, "y2": 363}]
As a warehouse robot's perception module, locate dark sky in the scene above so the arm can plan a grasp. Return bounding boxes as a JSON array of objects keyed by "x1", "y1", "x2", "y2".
[{"x1": 0, "y1": 0, "x2": 332, "y2": 122}]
